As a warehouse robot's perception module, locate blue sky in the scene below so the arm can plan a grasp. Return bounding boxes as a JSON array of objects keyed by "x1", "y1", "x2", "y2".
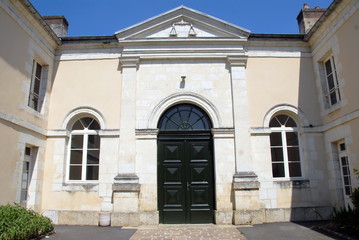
[{"x1": 30, "y1": 0, "x2": 332, "y2": 36}]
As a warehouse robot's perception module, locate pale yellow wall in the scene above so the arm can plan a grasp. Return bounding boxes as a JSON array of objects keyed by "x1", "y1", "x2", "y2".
[
  {"x1": 0, "y1": 7, "x2": 52, "y2": 129},
  {"x1": 0, "y1": 2, "x2": 56, "y2": 207},
  {"x1": 349, "y1": 118, "x2": 359, "y2": 186},
  {"x1": 331, "y1": 10, "x2": 359, "y2": 121},
  {"x1": 247, "y1": 57, "x2": 321, "y2": 127},
  {"x1": 310, "y1": 0, "x2": 359, "y2": 124},
  {"x1": 0, "y1": 124, "x2": 20, "y2": 204},
  {"x1": 47, "y1": 59, "x2": 122, "y2": 129}
]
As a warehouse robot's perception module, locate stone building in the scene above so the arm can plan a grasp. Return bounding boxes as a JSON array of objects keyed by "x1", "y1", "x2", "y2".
[{"x1": 0, "y1": 0, "x2": 358, "y2": 226}]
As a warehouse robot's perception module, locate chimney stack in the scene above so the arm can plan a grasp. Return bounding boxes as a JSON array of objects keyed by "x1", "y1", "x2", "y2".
[
  {"x1": 43, "y1": 15, "x2": 69, "y2": 37},
  {"x1": 297, "y1": 4, "x2": 326, "y2": 34}
]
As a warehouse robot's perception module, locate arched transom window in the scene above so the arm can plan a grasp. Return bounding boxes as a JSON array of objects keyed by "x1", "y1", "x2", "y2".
[
  {"x1": 269, "y1": 114, "x2": 302, "y2": 178},
  {"x1": 68, "y1": 117, "x2": 100, "y2": 181},
  {"x1": 158, "y1": 104, "x2": 212, "y2": 131}
]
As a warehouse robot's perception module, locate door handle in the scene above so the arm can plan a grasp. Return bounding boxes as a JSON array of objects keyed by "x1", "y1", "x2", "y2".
[{"x1": 187, "y1": 182, "x2": 190, "y2": 191}]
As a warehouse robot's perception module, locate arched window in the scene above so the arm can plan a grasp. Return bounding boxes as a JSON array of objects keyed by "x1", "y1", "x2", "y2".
[
  {"x1": 68, "y1": 117, "x2": 100, "y2": 181},
  {"x1": 158, "y1": 104, "x2": 212, "y2": 131},
  {"x1": 269, "y1": 114, "x2": 301, "y2": 178}
]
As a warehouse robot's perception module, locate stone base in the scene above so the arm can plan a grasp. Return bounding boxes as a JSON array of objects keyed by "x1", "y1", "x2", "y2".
[
  {"x1": 234, "y1": 206, "x2": 332, "y2": 225},
  {"x1": 215, "y1": 210, "x2": 233, "y2": 224},
  {"x1": 43, "y1": 210, "x2": 99, "y2": 225},
  {"x1": 111, "y1": 211, "x2": 159, "y2": 226}
]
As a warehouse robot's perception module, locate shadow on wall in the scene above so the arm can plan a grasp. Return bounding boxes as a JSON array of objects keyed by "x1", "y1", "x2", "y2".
[{"x1": 287, "y1": 57, "x2": 335, "y2": 221}]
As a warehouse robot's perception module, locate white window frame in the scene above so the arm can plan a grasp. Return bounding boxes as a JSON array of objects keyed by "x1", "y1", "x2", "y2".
[
  {"x1": 67, "y1": 128, "x2": 100, "y2": 182},
  {"x1": 337, "y1": 141, "x2": 352, "y2": 207},
  {"x1": 20, "y1": 146, "x2": 37, "y2": 206},
  {"x1": 28, "y1": 60, "x2": 43, "y2": 111},
  {"x1": 270, "y1": 117, "x2": 302, "y2": 179},
  {"x1": 323, "y1": 56, "x2": 341, "y2": 107}
]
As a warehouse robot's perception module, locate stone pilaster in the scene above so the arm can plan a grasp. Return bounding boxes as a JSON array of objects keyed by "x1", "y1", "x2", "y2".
[
  {"x1": 233, "y1": 172, "x2": 262, "y2": 224},
  {"x1": 211, "y1": 128, "x2": 236, "y2": 224},
  {"x1": 118, "y1": 56, "x2": 139, "y2": 174},
  {"x1": 112, "y1": 173, "x2": 141, "y2": 226},
  {"x1": 227, "y1": 56, "x2": 253, "y2": 173}
]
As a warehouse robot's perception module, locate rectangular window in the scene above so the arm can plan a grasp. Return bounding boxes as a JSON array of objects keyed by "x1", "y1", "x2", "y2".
[
  {"x1": 28, "y1": 60, "x2": 43, "y2": 111},
  {"x1": 338, "y1": 142, "x2": 352, "y2": 196},
  {"x1": 270, "y1": 115, "x2": 302, "y2": 179},
  {"x1": 21, "y1": 147, "x2": 36, "y2": 204},
  {"x1": 324, "y1": 57, "x2": 341, "y2": 106},
  {"x1": 69, "y1": 133, "x2": 100, "y2": 181}
]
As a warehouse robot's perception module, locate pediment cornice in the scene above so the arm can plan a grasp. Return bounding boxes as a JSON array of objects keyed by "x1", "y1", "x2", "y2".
[{"x1": 115, "y1": 6, "x2": 250, "y2": 41}]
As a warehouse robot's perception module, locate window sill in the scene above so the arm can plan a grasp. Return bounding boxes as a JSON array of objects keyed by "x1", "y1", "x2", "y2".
[
  {"x1": 20, "y1": 104, "x2": 46, "y2": 120},
  {"x1": 62, "y1": 182, "x2": 99, "y2": 191},
  {"x1": 321, "y1": 99, "x2": 347, "y2": 116},
  {"x1": 273, "y1": 179, "x2": 310, "y2": 189}
]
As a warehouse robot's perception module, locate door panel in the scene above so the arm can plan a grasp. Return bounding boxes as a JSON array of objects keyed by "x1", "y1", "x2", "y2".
[
  {"x1": 158, "y1": 139, "x2": 214, "y2": 224},
  {"x1": 187, "y1": 141, "x2": 214, "y2": 223}
]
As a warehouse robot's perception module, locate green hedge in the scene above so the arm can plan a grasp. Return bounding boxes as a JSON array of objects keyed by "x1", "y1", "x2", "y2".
[{"x1": 0, "y1": 204, "x2": 54, "y2": 240}]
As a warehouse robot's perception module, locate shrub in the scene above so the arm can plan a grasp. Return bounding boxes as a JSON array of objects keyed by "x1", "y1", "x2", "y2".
[
  {"x1": 0, "y1": 204, "x2": 53, "y2": 240},
  {"x1": 330, "y1": 169, "x2": 359, "y2": 237}
]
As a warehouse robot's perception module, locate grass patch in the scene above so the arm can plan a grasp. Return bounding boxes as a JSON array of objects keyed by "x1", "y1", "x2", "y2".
[{"x1": 0, "y1": 204, "x2": 53, "y2": 240}]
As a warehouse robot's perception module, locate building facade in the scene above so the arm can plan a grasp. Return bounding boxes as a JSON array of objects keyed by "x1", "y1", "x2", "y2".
[{"x1": 0, "y1": 0, "x2": 358, "y2": 226}]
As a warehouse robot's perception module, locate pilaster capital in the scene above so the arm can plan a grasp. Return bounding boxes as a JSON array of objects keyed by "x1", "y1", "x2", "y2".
[
  {"x1": 227, "y1": 55, "x2": 248, "y2": 67},
  {"x1": 119, "y1": 56, "x2": 140, "y2": 68},
  {"x1": 135, "y1": 128, "x2": 159, "y2": 139},
  {"x1": 211, "y1": 128, "x2": 235, "y2": 138}
]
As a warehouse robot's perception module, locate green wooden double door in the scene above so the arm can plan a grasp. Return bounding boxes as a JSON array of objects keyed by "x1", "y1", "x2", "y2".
[{"x1": 158, "y1": 136, "x2": 215, "y2": 224}]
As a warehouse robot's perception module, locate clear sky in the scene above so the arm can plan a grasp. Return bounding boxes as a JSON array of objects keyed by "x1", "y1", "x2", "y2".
[{"x1": 30, "y1": 0, "x2": 332, "y2": 36}]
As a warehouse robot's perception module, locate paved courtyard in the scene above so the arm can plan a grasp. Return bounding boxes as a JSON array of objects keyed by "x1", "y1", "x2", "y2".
[
  {"x1": 51, "y1": 222, "x2": 342, "y2": 240},
  {"x1": 130, "y1": 224, "x2": 246, "y2": 240}
]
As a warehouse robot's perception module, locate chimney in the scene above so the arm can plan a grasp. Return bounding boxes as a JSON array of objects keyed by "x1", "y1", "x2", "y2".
[
  {"x1": 297, "y1": 4, "x2": 326, "y2": 34},
  {"x1": 43, "y1": 15, "x2": 69, "y2": 37}
]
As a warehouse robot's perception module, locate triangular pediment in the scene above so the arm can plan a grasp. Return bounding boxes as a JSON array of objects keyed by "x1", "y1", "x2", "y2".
[{"x1": 115, "y1": 6, "x2": 250, "y2": 40}]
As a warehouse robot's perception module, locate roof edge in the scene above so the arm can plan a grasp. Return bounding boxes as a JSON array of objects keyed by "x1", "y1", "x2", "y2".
[
  {"x1": 304, "y1": 0, "x2": 342, "y2": 41},
  {"x1": 249, "y1": 33, "x2": 305, "y2": 41},
  {"x1": 19, "y1": 0, "x2": 61, "y2": 45}
]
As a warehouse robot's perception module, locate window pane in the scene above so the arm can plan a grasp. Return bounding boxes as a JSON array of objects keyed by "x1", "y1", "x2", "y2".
[
  {"x1": 289, "y1": 162, "x2": 302, "y2": 177},
  {"x1": 158, "y1": 104, "x2": 211, "y2": 130},
  {"x1": 286, "y1": 132, "x2": 298, "y2": 146},
  {"x1": 81, "y1": 117, "x2": 93, "y2": 128},
  {"x1": 70, "y1": 150, "x2": 83, "y2": 164},
  {"x1": 325, "y1": 60, "x2": 332, "y2": 75},
  {"x1": 339, "y1": 143, "x2": 346, "y2": 151},
  {"x1": 345, "y1": 186, "x2": 352, "y2": 196},
  {"x1": 285, "y1": 117, "x2": 297, "y2": 127},
  {"x1": 344, "y1": 176, "x2": 351, "y2": 185},
  {"x1": 34, "y1": 79, "x2": 40, "y2": 94},
  {"x1": 276, "y1": 115, "x2": 288, "y2": 126},
  {"x1": 270, "y1": 132, "x2": 282, "y2": 146},
  {"x1": 86, "y1": 166, "x2": 99, "y2": 180},
  {"x1": 72, "y1": 120, "x2": 84, "y2": 130},
  {"x1": 330, "y1": 92, "x2": 337, "y2": 105},
  {"x1": 164, "y1": 119, "x2": 178, "y2": 129},
  {"x1": 71, "y1": 135, "x2": 83, "y2": 149},
  {"x1": 87, "y1": 150, "x2": 99, "y2": 164},
  {"x1": 343, "y1": 166, "x2": 349, "y2": 175},
  {"x1": 341, "y1": 156, "x2": 348, "y2": 166},
  {"x1": 327, "y1": 74, "x2": 335, "y2": 90},
  {"x1": 35, "y1": 63, "x2": 42, "y2": 79},
  {"x1": 69, "y1": 166, "x2": 82, "y2": 180},
  {"x1": 271, "y1": 147, "x2": 283, "y2": 161},
  {"x1": 269, "y1": 118, "x2": 281, "y2": 127},
  {"x1": 287, "y1": 147, "x2": 300, "y2": 162},
  {"x1": 272, "y1": 163, "x2": 285, "y2": 177},
  {"x1": 191, "y1": 120, "x2": 205, "y2": 130},
  {"x1": 89, "y1": 119, "x2": 100, "y2": 130},
  {"x1": 30, "y1": 97, "x2": 38, "y2": 110},
  {"x1": 88, "y1": 135, "x2": 100, "y2": 149}
]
